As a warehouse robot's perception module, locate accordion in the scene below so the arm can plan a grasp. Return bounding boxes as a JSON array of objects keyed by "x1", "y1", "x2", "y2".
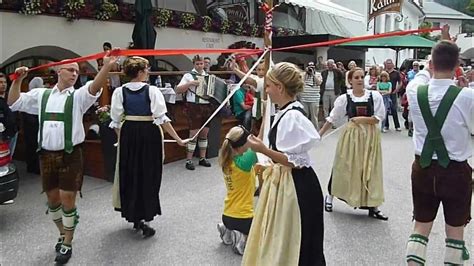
[{"x1": 195, "y1": 75, "x2": 228, "y2": 104}]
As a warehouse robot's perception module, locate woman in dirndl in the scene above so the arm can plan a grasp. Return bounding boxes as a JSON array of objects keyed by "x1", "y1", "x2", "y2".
[
  {"x1": 319, "y1": 67, "x2": 388, "y2": 220},
  {"x1": 244, "y1": 62, "x2": 325, "y2": 265},
  {"x1": 109, "y1": 56, "x2": 186, "y2": 237}
]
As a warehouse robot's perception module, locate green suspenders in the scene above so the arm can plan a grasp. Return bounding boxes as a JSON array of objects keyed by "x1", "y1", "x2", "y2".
[
  {"x1": 417, "y1": 85, "x2": 462, "y2": 168},
  {"x1": 38, "y1": 89, "x2": 74, "y2": 153}
]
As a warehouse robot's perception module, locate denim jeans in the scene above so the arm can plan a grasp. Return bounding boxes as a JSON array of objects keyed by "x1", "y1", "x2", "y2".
[{"x1": 384, "y1": 94, "x2": 400, "y2": 129}]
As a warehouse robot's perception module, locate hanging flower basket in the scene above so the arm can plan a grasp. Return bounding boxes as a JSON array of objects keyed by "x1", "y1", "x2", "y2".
[
  {"x1": 19, "y1": 0, "x2": 44, "y2": 15},
  {"x1": 95, "y1": 0, "x2": 118, "y2": 21},
  {"x1": 60, "y1": 0, "x2": 85, "y2": 21},
  {"x1": 154, "y1": 8, "x2": 172, "y2": 28},
  {"x1": 202, "y1": 16, "x2": 212, "y2": 32},
  {"x1": 179, "y1": 12, "x2": 195, "y2": 29}
]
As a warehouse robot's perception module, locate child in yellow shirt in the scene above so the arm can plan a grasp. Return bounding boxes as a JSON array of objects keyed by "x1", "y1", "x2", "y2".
[{"x1": 217, "y1": 125, "x2": 257, "y2": 255}]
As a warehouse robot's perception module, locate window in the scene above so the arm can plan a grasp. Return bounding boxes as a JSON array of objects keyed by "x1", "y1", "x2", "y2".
[{"x1": 432, "y1": 22, "x2": 441, "y2": 28}]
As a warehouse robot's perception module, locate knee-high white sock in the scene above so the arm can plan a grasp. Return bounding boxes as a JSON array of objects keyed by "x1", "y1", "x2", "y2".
[
  {"x1": 406, "y1": 234, "x2": 428, "y2": 265},
  {"x1": 445, "y1": 238, "x2": 470, "y2": 265}
]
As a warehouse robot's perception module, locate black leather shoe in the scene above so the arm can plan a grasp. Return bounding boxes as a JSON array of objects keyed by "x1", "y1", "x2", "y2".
[
  {"x1": 199, "y1": 158, "x2": 211, "y2": 167},
  {"x1": 55, "y1": 235, "x2": 65, "y2": 252},
  {"x1": 55, "y1": 244, "x2": 72, "y2": 264},
  {"x1": 133, "y1": 221, "x2": 143, "y2": 231},
  {"x1": 324, "y1": 196, "x2": 333, "y2": 212},
  {"x1": 140, "y1": 223, "x2": 156, "y2": 238},
  {"x1": 185, "y1": 160, "x2": 195, "y2": 170},
  {"x1": 368, "y1": 208, "x2": 388, "y2": 221}
]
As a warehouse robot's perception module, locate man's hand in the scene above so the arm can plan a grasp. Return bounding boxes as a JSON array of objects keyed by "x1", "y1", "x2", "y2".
[
  {"x1": 102, "y1": 50, "x2": 119, "y2": 69},
  {"x1": 14, "y1": 67, "x2": 29, "y2": 80},
  {"x1": 441, "y1": 24, "x2": 451, "y2": 41}
]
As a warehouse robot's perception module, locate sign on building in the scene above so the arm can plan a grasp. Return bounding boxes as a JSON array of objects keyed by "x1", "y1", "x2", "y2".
[{"x1": 368, "y1": 0, "x2": 404, "y2": 27}]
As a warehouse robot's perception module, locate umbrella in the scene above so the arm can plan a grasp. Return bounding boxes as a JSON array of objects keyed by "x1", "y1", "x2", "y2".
[
  {"x1": 132, "y1": 0, "x2": 157, "y2": 82},
  {"x1": 338, "y1": 35, "x2": 436, "y2": 66}
]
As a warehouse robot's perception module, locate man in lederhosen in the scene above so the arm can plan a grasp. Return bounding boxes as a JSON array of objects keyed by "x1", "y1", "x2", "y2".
[
  {"x1": 405, "y1": 27, "x2": 473, "y2": 265},
  {"x1": 176, "y1": 55, "x2": 213, "y2": 170},
  {"x1": 9, "y1": 53, "x2": 117, "y2": 264}
]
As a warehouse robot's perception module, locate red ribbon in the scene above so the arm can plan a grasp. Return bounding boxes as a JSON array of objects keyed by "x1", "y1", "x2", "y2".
[{"x1": 9, "y1": 27, "x2": 440, "y2": 81}]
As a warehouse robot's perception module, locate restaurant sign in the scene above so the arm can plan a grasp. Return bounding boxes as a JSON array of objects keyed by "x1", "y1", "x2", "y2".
[{"x1": 368, "y1": 0, "x2": 404, "y2": 26}]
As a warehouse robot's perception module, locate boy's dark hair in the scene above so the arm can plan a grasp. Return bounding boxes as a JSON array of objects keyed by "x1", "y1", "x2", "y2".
[
  {"x1": 0, "y1": 72, "x2": 6, "y2": 80},
  {"x1": 103, "y1": 42, "x2": 112, "y2": 49},
  {"x1": 204, "y1": 57, "x2": 211, "y2": 61},
  {"x1": 432, "y1": 41, "x2": 459, "y2": 72},
  {"x1": 193, "y1": 55, "x2": 204, "y2": 63}
]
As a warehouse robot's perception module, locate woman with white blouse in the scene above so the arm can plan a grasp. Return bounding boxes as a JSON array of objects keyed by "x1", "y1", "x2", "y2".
[
  {"x1": 109, "y1": 56, "x2": 186, "y2": 237},
  {"x1": 244, "y1": 62, "x2": 325, "y2": 265},
  {"x1": 320, "y1": 67, "x2": 388, "y2": 220}
]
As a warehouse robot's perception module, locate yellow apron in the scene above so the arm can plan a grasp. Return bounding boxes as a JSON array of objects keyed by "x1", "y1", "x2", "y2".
[
  {"x1": 242, "y1": 164, "x2": 301, "y2": 266},
  {"x1": 331, "y1": 121, "x2": 384, "y2": 208}
]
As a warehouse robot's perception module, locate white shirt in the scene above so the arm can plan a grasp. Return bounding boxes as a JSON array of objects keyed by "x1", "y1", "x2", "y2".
[
  {"x1": 109, "y1": 82, "x2": 170, "y2": 128},
  {"x1": 326, "y1": 89, "x2": 385, "y2": 124},
  {"x1": 406, "y1": 71, "x2": 473, "y2": 161},
  {"x1": 326, "y1": 71, "x2": 335, "y2": 90},
  {"x1": 10, "y1": 81, "x2": 101, "y2": 151},
  {"x1": 177, "y1": 69, "x2": 209, "y2": 104},
  {"x1": 250, "y1": 74, "x2": 264, "y2": 118},
  {"x1": 269, "y1": 101, "x2": 320, "y2": 168}
]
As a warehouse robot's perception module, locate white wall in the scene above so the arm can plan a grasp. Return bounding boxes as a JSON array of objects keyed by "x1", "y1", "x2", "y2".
[
  {"x1": 0, "y1": 12, "x2": 263, "y2": 70},
  {"x1": 425, "y1": 18, "x2": 463, "y2": 37},
  {"x1": 456, "y1": 33, "x2": 474, "y2": 54}
]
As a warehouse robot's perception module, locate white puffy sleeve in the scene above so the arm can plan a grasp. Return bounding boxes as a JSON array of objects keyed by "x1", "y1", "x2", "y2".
[
  {"x1": 109, "y1": 87, "x2": 123, "y2": 129},
  {"x1": 75, "y1": 81, "x2": 102, "y2": 114},
  {"x1": 326, "y1": 94, "x2": 348, "y2": 124},
  {"x1": 149, "y1": 86, "x2": 171, "y2": 125},
  {"x1": 9, "y1": 88, "x2": 45, "y2": 114},
  {"x1": 371, "y1": 91, "x2": 385, "y2": 122},
  {"x1": 276, "y1": 110, "x2": 320, "y2": 167}
]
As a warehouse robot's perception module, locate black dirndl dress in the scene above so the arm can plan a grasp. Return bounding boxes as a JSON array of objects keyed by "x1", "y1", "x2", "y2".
[
  {"x1": 269, "y1": 106, "x2": 326, "y2": 265},
  {"x1": 117, "y1": 85, "x2": 163, "y2": 223}
]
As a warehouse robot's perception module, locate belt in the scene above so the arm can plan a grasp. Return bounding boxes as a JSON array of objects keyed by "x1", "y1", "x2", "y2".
[
  {"x1": 414, "y1": 155, "x2": 466, "y2": 164},
  {"x1": 124, "y1": 115, "x2": 154, "y2": 121},
  {"x1": 40, "y1": 143, "x2": 83, "y2": 153}
]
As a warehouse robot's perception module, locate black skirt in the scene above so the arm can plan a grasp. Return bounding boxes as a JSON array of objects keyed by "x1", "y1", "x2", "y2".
[
  {"x1": 292, "y1": 167, "x2": 326, "y2": 266},
  {"x1": 117, "y1": 120, "x2": 163, "y2": 223}
]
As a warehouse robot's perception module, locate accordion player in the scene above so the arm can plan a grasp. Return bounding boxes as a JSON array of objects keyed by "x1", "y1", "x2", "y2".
[{"x1": 194, "y1": 74, "x2": 228, "y2": 104}]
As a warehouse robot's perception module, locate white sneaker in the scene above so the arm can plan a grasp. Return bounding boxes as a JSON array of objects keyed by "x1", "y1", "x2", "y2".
[
  {"x1": 231, "y1": 230, "x2": 246, "y2": 255},
  {"x1": 217, "y1": 223, "x2": 233, "y2": 245}
]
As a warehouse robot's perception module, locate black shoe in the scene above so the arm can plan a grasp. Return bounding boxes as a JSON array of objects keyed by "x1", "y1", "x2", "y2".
[
  {"x1": 408, "y1": 129, "x2": 413, "y2": 137},
  {"x1": 368, "y1": 208, "x2": 388, "y2": 221},
  {"x1": 324, "y1": 196, "x2": 333, "y2": 212},
  {"x1": 199, "y1": 158, "x2": 211, "y2": 167},
  {"x1": 55, "y1": 235, "x2": 65, "y2": 252},
  {"x1": 140, "y1": 223, "x2": 156, "y2": 238},
  {"x1": 185, "y1": 160, "x2": 195, "y2": 170},
  {"x1": 133, "y1": 221, "x2": 143, "y2": 231},
  {"x1": 55, "y1": 244, "x2": 72, "y2": 264}
]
